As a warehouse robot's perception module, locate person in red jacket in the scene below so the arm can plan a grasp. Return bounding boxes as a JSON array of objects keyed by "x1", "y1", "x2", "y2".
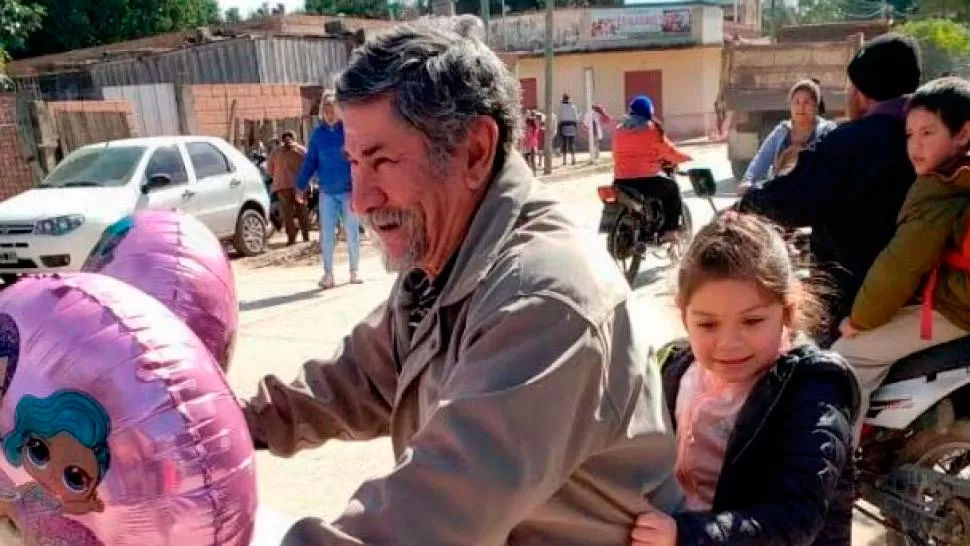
[{"x1": 612, "y1": 95, "x2": 692, "y2": 242}]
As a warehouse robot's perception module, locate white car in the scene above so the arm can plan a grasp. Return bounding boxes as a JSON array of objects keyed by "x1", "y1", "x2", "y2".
[{"x1": 0, "y1": 136, "x2": 270, "y2": 283}]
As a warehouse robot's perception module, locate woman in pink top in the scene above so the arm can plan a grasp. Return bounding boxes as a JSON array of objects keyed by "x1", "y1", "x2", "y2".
[{"x1": 630, "y1": 212, "x2": 859, "y2": 546}]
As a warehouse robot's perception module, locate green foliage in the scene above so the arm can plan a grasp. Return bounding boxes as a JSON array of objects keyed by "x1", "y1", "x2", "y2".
[
  {"x1": 915, "y1": 0, "x2": 970, "y2": 22},
  {"x1": 898, "y1": 18, "x2": 970, "y2": 79},
  {"x1": 0, "y1": 0, "x2": 43, "y2": 58},
  {"x1": 17, "y1": 0, "x2": 222, "y2": 58},
  {"x1": 224, "y1": 7, "x2": 243, "y2": 22},
  {"x1": 304, "y1": 0, "x2": 390, "y2": 18}
]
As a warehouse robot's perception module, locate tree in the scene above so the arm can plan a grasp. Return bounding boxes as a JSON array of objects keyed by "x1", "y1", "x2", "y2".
[
  {"x1": 17, "y1": 0, "x2": 223, "y2": 59},
  {"x1": 898, "y1": 18, "x2": 970, "y2": 79},
  {"x1": 224, "y1": 7, "x2": 243, "y2": 23},
  {"x1": 305, "y1": 0, "x2": 390, "y2": 18},
  {"x1": 916, "y1": 0, "x2": 970, "y2": 23},
  {"x1": 0, "y1": 0, "x2": 43, "y2": 87},
  {"x1": 0, "y1": 0, "x2": 43, "y2": 56}
]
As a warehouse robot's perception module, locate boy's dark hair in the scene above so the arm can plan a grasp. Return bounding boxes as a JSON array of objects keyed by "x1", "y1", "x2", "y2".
[
  {"x1": 281, "y1": 131, "x2": 296, "y2": 140},
  {"x1": 906, "y1": 77, "x2": 970, "y2": 135},
  {"x1": 676, "y1": 212, "x2": 828, "y2": 337}
]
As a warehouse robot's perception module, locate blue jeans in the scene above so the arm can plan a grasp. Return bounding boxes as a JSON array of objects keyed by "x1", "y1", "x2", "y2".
[{"x1": 320, "y1": 192, "x2": 360, "y2": 275}]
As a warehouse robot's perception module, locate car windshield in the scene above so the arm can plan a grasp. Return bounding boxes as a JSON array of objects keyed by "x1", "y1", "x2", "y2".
[{"x1": 39, "y1": 146, "x2": 146, "y2": 188}]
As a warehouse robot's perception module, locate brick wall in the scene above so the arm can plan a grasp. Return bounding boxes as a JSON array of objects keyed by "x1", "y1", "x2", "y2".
[
  {"x1": 0, "y1": 94, "x2": 35, "y2": 201},
  {"x1": 187, "y1": 84, "x2": 305, "y2": 138}
]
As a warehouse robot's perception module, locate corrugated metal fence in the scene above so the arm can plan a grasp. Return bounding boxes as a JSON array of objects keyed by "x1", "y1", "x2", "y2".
[
  {"x1": 90, "y1": 35, "x2": 350, "y2": 88},
  {"x1": 255, "y1": 36, "x2": 350, "y2": 86},
  {"x1": 102, "y1": 84, "x2": 180, "y2": 136}
]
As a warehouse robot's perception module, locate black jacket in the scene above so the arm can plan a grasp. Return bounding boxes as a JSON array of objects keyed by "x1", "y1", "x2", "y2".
[
  {"x1": 738, "y1": 98, "x2": 915, "y2": 333},
  {"x1": 660, "y1": 341, "x2": 860, "y2": 546}
]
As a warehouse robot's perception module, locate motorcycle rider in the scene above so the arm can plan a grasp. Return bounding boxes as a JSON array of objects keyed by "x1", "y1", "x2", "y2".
[
  {"x1": 612, "y1": 95, "x2": 692, "y2": 243},
  {"x1": 835, "y1": 77, "x2": 970, "y2": 440},
  {"x1": 737, "y1": 34, "x2": 923, "y2": 345}
]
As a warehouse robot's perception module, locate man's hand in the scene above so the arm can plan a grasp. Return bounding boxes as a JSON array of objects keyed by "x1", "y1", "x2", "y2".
[
  {"x1": 737, "y1": 180, "x2": 753, "y2": 194},
  {"x1": 631, "y1": 509, "x2": 677, "y2": 546},
  {"x1": 838, "y1": 317, "x2": 861, "y2": 339}
]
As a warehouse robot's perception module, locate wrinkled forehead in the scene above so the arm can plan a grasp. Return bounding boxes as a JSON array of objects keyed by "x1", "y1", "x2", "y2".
[{"x1": 341, "y1": 99, "x2": 425, "y2": 155}]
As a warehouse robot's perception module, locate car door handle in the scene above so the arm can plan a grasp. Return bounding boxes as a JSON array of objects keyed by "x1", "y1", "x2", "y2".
[
  {"x1": 229, "y1": 179, "x2": 242, "y2": 188},
  {"x1": 182, "y1": 189, "x2": 196, "y2": 199}
]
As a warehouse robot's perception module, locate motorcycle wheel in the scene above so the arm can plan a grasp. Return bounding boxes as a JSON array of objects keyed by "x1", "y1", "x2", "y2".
[
  {"x1": 667, "y1": 202, "x2": 693, "y2": 263},
  {"x1": 609, "y1": 209, "x2": 642, "y2": 286},
  {"x1": 890, "y1": 413, "x2": 970, "y2": 546}
]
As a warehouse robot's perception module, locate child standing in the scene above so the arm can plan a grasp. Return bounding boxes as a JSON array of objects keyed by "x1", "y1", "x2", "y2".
[
  {"x1": 835, "y1": 77, "x2": 970, "y2": 439},
  {"x1": 523, "y1": 112, "x2": 541, "y2": 175},
  {"x1": 631, "y1": 213, "x2": 859, "y2": 546}
]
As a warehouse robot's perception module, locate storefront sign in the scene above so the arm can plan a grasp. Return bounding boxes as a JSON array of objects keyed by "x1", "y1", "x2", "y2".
[{"x1": 589, "y1": 7, "x2": 692, "y2": 40}]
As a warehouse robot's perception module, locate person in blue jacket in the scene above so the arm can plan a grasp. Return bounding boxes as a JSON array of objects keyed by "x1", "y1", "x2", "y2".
[
  {"x1": 297, "y1": 91, "x2": 362, "y2": 289},
  {"x1": 739, "y1": 78, "x2": 836, "y2": 189}
]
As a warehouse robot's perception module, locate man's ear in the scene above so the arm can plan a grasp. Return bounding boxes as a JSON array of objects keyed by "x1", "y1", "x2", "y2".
[
  {"x1": 956, "y1": 120, "x2": 970, "y2": 149},
  {"x1": 462, "y1": 116, "x2": 500, "y2": 191}
]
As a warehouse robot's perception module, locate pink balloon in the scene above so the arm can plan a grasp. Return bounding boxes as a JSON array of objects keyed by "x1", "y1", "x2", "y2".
[
  {"x1": 0, "y1": 273, "x2": 256, "y2": 545},
  {"x1": 82, "y1": 210, "x2": 239, "y2": 372}
]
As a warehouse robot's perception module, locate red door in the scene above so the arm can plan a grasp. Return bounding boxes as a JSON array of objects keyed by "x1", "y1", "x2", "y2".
[
  {"x1": 520, "y1": 78, "x2": 538, "y2": 110},
  {"x1": 623, "y1": 70, "x2": 663, "y2": 119}
]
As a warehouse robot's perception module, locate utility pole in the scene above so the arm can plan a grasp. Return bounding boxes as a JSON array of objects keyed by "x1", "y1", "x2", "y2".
[
  {"x1": 482, "y1": 0, "x2": 491, "y2": 44},
  {"x1": 542, "y1": 0, "x2": 554, "y2": 175}
]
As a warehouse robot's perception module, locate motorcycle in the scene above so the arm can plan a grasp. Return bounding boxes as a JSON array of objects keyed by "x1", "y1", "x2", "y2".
[
  {"x1": 747, "y1": 165, "x2": 970, "y2": 544},
  {"x1": 597, "y1": 165, "x2": 718, "y2": 285},
  {"x1": 852, "y1": 336, "x2": 970, "y2": 546}
]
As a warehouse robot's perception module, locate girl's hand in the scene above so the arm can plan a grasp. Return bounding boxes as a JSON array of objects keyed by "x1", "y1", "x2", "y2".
[
  {"x1": 839, "y1": 317, "x2": 861, "y2": 339},
  {"x1": 631, "y1": 509, "x2": 677, "y2": 546}
]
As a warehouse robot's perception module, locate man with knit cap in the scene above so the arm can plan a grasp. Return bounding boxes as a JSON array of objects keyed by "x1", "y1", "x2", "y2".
[{"x1": 739, "y1": 33, "x2": 922, "y2": 346}]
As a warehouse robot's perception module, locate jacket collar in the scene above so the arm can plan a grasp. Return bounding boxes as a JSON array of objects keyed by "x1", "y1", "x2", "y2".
[
  {"x1": 865, "y1": 96, "x2": 909, "y2": 121},
  {"x1": 437, "y1": 151, "x2": 534, "y2": 308},
  {"x1": 662, "y1": 343, "x2": 861, "y2": 458}
]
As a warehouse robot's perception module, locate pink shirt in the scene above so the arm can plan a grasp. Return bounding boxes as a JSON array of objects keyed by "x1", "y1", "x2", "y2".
[{"x1": 674, "y1": 362, "x2": 762, "y2": 510}]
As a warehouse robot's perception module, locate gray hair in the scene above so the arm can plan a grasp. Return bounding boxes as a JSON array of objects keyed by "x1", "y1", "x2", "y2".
[{"x1": 335, "y1": 15, "x2": 522, "y2": 168}]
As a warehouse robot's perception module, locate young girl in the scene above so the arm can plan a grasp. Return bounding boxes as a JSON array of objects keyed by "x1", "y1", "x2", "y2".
[
  {"x1": 631, "y1": 212, "x2": 859, "y2": 546},
  {"x1": 522, "y1": 112, "x2": 541, "y2": 175}
]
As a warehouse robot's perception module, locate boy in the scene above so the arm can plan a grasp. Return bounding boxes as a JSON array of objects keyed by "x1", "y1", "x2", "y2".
[{"x1": 834, "y1": 77, "x2": 970, "y2": 439}]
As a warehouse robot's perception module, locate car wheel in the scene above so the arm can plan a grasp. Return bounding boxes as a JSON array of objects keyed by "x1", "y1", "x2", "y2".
[{"x1": 234, "y1": 209, "x2": 267, "y2": 257}]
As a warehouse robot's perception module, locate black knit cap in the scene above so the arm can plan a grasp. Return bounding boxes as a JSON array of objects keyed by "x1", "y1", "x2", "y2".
[{"x1": 847, "y1": 33, "x2": 922, "y2": 102}]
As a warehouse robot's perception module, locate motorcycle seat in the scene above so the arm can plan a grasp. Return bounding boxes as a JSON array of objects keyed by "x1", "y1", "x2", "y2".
[{"x1": 883, "y1": 334, "x2": 970, "y2": 384}]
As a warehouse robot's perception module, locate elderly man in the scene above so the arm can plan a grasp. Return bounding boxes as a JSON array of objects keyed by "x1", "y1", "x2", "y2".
[{"x1": 243, "y1": 16, "x2": 681, "y2": 546}]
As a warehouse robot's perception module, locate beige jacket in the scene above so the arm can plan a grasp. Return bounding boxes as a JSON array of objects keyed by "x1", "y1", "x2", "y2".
[{"x1": 243, "y1": 152, "x2": 683, "y2": 546}]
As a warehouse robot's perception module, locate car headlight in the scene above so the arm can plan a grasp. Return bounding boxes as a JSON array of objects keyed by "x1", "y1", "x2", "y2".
[{"x1": 34, "y1": 215, "x2": 85, "y2": 236}]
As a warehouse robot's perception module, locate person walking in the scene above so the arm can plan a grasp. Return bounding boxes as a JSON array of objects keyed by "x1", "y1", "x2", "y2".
[
  {"x1": 297, "y1": 91, "x2": 362, "y2": 289},
  {"x1": 266, "y1": 131, "x2": 311, "y2": 245}
]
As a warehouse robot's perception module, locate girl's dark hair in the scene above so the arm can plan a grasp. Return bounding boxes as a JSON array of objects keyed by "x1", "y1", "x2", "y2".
[
  {"x1": 676, "y1": 212, "x2": 827, "y2": 336},
  {"x1": 651, "y1": 117, "x2": 666, "y2": 136},
  {"x1": 906, "y1": 76, "x2": 970, "y2": 135}
]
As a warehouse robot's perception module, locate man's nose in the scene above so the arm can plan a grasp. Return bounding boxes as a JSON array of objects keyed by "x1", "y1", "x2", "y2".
[{"x1": 351, "y1": 175, "x2": 387, "y2": 215}]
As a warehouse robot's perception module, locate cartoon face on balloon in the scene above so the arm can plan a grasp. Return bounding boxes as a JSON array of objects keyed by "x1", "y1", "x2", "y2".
[
  {"x1": 81, "y1": 216, "x2": 133, "y2": 272},
  {"x1": 0, "y1": 315, "x2": 109, "y2": 545},
  {"x1": 0, "y1": 274, "x2": 256, "y2": 546}
]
